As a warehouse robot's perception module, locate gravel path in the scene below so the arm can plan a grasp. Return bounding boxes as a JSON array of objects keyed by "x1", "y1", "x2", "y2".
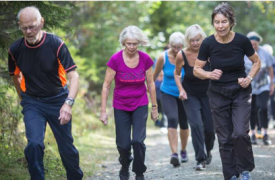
[{"x1": 88, "y1": 128, "x2": 275, "y2": 180}]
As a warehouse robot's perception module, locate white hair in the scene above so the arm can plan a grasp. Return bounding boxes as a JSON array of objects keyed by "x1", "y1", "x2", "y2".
[
  {"x1": 184, "y1": 24, "x2": 206, "y2": 48},
  {"x1": 17, "y1": 6, "x2": 42, "y2": 22},
  {"x1": 262, "y1": 44, "x2": 273, "y2": 55},
  {"x1": 247, "y1": 31, "x2": 263, "y2": 43},
  {"x1": 119, "y1": 25, "x2": 150, "y2": 46},
  {"x1": 169, "y1": 32, "x2": 185, "y2": 46}
]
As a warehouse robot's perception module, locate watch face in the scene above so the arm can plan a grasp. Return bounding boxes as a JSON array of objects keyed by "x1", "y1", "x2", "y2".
[{"x1": 66, "y1": 99, "x2": 74, "y2": 106}]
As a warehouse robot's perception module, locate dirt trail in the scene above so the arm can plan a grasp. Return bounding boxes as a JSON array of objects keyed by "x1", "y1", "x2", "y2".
[{"x1": 88, "y1": 128, "x2": 275, "y2": 180}]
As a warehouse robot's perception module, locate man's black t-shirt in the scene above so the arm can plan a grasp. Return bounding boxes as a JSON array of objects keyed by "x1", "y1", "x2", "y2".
[
  {"x1": 198, "y1": 32, "x2": 255, "y2": 86},
  {"x1": 8, "y1": 32, "x2": 77, "y2": 97}
]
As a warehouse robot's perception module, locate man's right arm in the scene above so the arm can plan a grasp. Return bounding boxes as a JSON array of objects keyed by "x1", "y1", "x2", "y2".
[{"x1": 12, "y1": 74, "x2": 22, "y2": 101}]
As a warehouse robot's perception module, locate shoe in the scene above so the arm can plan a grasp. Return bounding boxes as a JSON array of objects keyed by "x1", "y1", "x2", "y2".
[
  {"x1": 205, "y1": 153, "x2": 212, "y2": 165},
  {"x1": 256, "y1": 130, "x2": 263, "y2": 139},
  {"x1": 229, "y1": 175, "x2": 238, "y2": 180},
  {"x1": 180, "y1": 150, "x2": 189, "y2": 163},
  {"x1": 170, "y1": 153, "x2": 180, "y2": 167},
  {"x1": 251, "y1": 134, "x2": 257, "y2": 145},
  {"x1": 263, "y1": 134, "x2": 271, "y2": 145},
  {"x1": 194, "y1": 161, "x2": 206, "y2": 171},
  {"x1": 119, "y1": 166, "x2": 130, "y2": 180},
  {"x1": 240, "y1": 171, "x2": 251, "y2": 180},
  {"x1": 135, "y1": 174, "x2": 145, "y2": 180}
]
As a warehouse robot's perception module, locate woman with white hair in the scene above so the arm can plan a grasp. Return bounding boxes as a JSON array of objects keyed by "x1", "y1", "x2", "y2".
[
  {"x1": 174, "y1": 24, "x2": 215, "y2": 170},
  {"x1": 100, "y1": 25, "x2": 158, "y2": 180},
  {"x1": 153, "y1": 32, "x2": 189, "y2": 167},
  {"x1": 245, "y1": 32, "x2": 274, "y2": 146},
  {"x1": 263, "y1": 44, "x2": 275, "y2": 129}
]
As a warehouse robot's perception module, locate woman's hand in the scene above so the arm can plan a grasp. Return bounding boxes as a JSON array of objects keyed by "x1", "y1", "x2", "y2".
[
  {"x1": 209, "y1": 69, "x2": 223, "y2": 80},
  {"x1": 151, "y1": 107, "x2": 158, "y2": 122},
  {"x1": 179, "y1": 89, "x2": 188, "y2": 100},
  {"x1": 270, "y1": 83, "x2": 274, "y2": 96},
  {"x1": 238, "y1": 77, "x2": 251, "y2": 88},
  {"x1": 99, "y1": 111, "x2": 108, "y2": 125}
]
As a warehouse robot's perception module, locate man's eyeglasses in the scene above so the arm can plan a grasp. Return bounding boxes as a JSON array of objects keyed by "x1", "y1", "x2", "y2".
[{"x1": 20, "y1": 23, "x2": 39, "y2": 32}]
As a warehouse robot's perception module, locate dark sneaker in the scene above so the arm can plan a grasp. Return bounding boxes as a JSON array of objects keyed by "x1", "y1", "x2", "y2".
[
  {"x1": 119, "y1": 166, "x2": 130, "y2": 180},
  {"x1": 135, "y1": 174, "x2": 145, "y2": 180},
  {"x1": 170, "y1": 153, "x2": 180, "y2": 167},
  {"x1": 240, "y1": 171, "x2": 251, "y2": 180},
  {"x1": 194, "y1": 161, "x2": 206, "y2": 171},
  {"x1": 229, "y1": 175, "x2": 238, "y2": 180},
  {"x1": 205, "y1": 154, "x2": 212, "y2": 165},
  {"x1": 251, "y1": 134, "x2": 257, "y2": 145},
  {"x1": 263, "y1": 134, "x2": 271, "y2": 145},
  {"x1": 180, "y1": 150, "x2": 189, "y2": 163}
]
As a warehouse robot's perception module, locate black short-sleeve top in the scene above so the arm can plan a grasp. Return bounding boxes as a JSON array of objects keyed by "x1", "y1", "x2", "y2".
[
  {"x1": 181, "y1": 50, "x2": 210, "y2": 97},
  {"x1": 197, "y1": 32, "x2": 255, "y2": 86},
  {"x1": 8, "y1": 32, "x2": 76, "y2": 97}
]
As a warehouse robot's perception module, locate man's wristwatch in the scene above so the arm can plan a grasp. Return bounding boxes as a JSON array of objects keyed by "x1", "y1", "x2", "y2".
[
  {"x1": 65, "y1": 98, "x2": 75, "y2": 107},
  {"x1": 152, "y1": 104, "x2": 158, "y2": 108}
]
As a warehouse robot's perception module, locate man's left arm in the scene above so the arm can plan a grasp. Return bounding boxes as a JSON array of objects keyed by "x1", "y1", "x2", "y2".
[{"x1": 59, "y1": 70, "x2": 79, "y2": 125}]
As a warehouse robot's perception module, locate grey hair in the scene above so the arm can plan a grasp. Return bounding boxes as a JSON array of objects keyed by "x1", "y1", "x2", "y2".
[
  {"x1": 17, "y1": 6, "x2": 42, "y2": 22},
  {"x1": 119, "y1": 25, "x2": 150, "y2": 47},
  {"x1": 247, "y1": 31, "x2": 263, "y2": 43},
  {"x1": 262, "y1": 44, "x2": 273, "y2": 55},
  {"x1": 169, "y1": 32, "x2": 185, "y2": 46},
  {"x1": 184, "y1": 24, "x2": 206, "y2": 48}
]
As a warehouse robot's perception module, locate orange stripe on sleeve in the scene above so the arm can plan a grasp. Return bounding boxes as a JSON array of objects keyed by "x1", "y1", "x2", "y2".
[
  {"x1": 14, "y1": 66, "x2": 20, "y2": 76},
  {"x1": 20, "y1": 74, "x2": 26, "y2": 92},
  {"x1": 57, "y1": 58, "x2": 67, "y2": 87}
]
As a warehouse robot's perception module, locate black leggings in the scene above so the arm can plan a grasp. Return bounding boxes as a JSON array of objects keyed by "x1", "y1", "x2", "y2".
[
  {"x1": 160, "y1": 92, "x2": 188, "y2": 130},
  {"x1": 250, "y1": 91, "x2": 270, "y2": 129}
]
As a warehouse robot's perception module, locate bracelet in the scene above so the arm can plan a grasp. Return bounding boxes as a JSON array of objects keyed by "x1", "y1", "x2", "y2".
[
  {"x1": 152, "y1": 104, "x2": 158, "y2": 108},
  {"x1": 247, "y1": 75, "x2": 253, "y2": 81}
]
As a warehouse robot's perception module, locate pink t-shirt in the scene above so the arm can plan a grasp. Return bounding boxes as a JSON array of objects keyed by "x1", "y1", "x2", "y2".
[{"x1": 107, "y1": 50, "x2": 154, "y2": 111}]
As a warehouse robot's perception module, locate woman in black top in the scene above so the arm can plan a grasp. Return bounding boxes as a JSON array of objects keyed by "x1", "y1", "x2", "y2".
[
  {"x1": 194, "y1": 3, "x2": 261, "y2": 180},
  {"x1": 174, "y1": 24, "x2": 215, "y2": 171}
]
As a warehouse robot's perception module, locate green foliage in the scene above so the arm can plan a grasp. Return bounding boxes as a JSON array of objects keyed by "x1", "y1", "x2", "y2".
[
  {"x1": 0, "y1": 2, "x2": 75, "y2": 180},
  {"x1": 68, "y1": 1, "x2": 275, "y2": 93}
]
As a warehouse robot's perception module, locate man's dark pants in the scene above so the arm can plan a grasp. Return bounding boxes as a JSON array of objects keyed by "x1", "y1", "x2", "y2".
[
  {"x1": 21, "y1": 88, "x2": 83, "y2": 180},
  {"x1": 208, "y1": 84, "x2": 255, "y2": 180},
  {"x1": 114, "y1": 105, "x2": 148, "y2": 175}
]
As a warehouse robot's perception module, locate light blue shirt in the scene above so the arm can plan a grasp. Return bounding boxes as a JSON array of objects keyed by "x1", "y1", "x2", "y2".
[
  {"x1": 245, "y1": 46, "x2": 273, "y2": 95},
  {"x1": 160, "y1": 50, "x2": 185, "y2": 97}
]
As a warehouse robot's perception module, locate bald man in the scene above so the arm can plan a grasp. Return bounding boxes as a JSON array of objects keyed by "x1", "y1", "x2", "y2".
[{"x1": 8, "y1": 6, "x2": 83, "y2": 180}]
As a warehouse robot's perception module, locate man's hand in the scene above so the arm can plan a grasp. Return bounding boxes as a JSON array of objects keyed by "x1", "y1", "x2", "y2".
[{"x1": 58, "y1": 104, "x2": 72, "y2": 125}]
